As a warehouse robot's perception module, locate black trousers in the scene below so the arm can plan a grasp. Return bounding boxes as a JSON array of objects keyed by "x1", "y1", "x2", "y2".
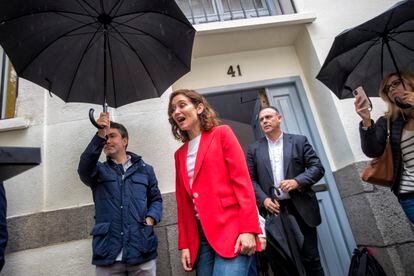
[{"x1": 265, "y1": 200, "x2": 324, "y2": 276}]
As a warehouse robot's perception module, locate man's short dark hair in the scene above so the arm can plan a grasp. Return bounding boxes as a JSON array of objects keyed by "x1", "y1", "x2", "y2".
[
  {"x1": 258, "y1": 106, "x2": 280, "y2": 117},
  {"x1": 110, "y1": 122, "x2": 129, "y2": 140}
]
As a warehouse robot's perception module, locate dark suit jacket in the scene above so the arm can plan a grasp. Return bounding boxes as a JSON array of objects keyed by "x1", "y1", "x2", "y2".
[{"x1": 246, "y1": 133, "x2": 325, "y2": 227}]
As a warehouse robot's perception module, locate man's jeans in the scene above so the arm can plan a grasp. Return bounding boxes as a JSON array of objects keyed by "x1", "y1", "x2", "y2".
[
  {"x1": 196, "y1": 223, "x2": 252, "y2": 276},
  {"x1": 399, "y1": 193, "x2": 414, "y2": 224}
]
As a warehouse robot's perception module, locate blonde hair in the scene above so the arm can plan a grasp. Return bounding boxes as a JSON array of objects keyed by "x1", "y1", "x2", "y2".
[
  {"x1": 168, "y1": 89, "x2": 220, "y2": 142},
  {"x1": 378, "y1": 72, "x2": 414, "y2": 121}
]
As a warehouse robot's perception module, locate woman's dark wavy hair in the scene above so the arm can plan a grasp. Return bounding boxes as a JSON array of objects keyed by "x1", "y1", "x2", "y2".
[{"x1": 168, "y1": 89, "x2": 219, "y2": 142}]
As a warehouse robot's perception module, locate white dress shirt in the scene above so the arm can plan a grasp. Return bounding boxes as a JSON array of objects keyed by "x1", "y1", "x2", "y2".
[{"x1": 266, "y1": 133, "x2": 290, "y2": 200}]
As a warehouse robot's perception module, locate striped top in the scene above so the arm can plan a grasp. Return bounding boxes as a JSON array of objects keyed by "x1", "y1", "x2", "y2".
[{"x1": 400, "y1": 128, "x2": 414, "y2": 193}]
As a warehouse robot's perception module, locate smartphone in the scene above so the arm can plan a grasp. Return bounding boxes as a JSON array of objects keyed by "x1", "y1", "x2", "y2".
[
  {"x1": 353, "y1": 86, "x2": 372, "y2": 111},
  {"x1": 395, "y1": 97, "x2": 412, "y2": 109}
]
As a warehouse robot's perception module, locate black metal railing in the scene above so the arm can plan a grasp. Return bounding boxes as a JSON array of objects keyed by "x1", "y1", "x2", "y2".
[{"x1": 176, "y1": 0, "x2": 297, "y2": 25}]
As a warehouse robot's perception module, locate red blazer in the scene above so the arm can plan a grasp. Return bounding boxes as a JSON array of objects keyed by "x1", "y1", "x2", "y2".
[{"x1": 174, "y1": 125, "x2": 261, "y2": 267}]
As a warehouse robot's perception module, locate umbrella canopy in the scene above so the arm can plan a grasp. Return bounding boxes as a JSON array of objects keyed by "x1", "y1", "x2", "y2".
[
  {"x1": 316, "y1": 0, "x2": 414, "y2": 99},
  {"x1": 0, "y1": 0, "x2": 195, "y2": 108}
]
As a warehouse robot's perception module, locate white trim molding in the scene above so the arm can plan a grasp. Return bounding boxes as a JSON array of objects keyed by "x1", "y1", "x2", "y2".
[{"x1": 0, "y1": 117, "x2": 29, "y2": 132}]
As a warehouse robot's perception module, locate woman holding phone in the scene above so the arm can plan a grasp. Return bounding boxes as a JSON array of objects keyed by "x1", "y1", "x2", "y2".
[
  {"x1": 168, "y1": 89, "x2": 262, "y2": 275},
  {"x1": 355, "y1": 71, "x2": 414, "y2": 223}
]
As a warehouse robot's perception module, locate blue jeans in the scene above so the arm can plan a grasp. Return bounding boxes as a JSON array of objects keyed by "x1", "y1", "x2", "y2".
[
  {"x1": 247, "y1": 254, "x2": 258, "y2": 276},
  {"x1": 196, "y1": 223, "x2": 252, "y2": 276},
  {"x1": 399, "y1": 193, "x2": 414, "y2": 224}
]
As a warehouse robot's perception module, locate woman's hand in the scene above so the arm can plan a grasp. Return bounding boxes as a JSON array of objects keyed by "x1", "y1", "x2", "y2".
[
  {"x1": 181, "y1": 249, "x2": 192, "y2": 271},
  {"x1": 354, "y1": 97, "x2": 371, "y2": 127},
  {"x1": 234, "y1": 233, "x2": 256, "y2": 256},
  {"x1": 401, "y1": 90, "x2": 414, "y2": 105}
]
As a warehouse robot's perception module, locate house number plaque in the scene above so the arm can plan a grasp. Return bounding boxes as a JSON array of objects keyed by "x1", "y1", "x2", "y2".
[{"x1": 227, "y1": 65, "x2": 242, "y2": 77}]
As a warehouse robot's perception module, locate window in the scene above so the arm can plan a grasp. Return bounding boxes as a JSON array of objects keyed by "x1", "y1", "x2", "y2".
[
  {"x1": 0, "y1": 48, "x2": 18, "y2": 120},
  {"x1": 176, "y1": 0, "x2": 275, "y2": 24},
  {"x1": 223, "y1": 0, "x2": 265, "y2": 13}
]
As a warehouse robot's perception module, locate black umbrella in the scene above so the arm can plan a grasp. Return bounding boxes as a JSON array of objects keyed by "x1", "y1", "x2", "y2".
[
  {"x1": 264, "y1": 187, "x2": 306, "y2": 276},
  {"x1": 316, "y1": 0, "x2": 414, "y2": 99},
  {"x1": 0, "y1": 0, "x2": 195, "y2": 127}
]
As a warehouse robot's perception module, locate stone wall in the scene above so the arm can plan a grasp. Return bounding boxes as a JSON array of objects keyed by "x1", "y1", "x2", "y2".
[
  {"x1": 3, "y1": 192, "x2": 191, "y2": 276},
  {"x1": 334, "y1": 163, "x2": 414, "y2": 276}
]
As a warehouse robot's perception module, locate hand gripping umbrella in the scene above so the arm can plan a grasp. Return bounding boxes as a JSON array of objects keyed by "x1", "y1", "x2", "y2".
[
  {"x1": 0, "y1": 0, "x2": 195, "y2": 128},
  {"x1": 316, "y1": 0, "x2": 414, "y2": 103}
]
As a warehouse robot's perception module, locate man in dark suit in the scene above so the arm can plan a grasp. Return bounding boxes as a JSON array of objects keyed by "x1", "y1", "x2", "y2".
[{"x1": 247, "y1": 106, "x2": 325, "y2": 276}]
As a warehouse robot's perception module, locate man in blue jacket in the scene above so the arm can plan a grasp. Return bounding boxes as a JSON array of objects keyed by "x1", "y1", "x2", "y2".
[{"x1": 78, "y1": 112, "x2": 162, "y2": 276}]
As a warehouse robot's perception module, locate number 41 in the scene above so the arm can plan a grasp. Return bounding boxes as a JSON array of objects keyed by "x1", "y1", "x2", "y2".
[{"x1": 227, "y1": 65, "x2": 242, "y2": 77}]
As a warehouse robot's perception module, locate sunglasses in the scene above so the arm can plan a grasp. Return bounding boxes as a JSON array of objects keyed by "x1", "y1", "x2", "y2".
[{"x1": 383, "y1": 79, "x2": 403, "y2": 94}]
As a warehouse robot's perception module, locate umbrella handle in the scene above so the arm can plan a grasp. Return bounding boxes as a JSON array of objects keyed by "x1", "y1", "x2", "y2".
[{"x1": 89, "y1": 108, "x2": 105, "y2": 129}]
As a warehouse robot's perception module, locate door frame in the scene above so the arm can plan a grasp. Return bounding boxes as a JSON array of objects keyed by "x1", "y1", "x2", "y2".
[{"x1": 198, "y1": 76, "x2": 356, "y2": 256}]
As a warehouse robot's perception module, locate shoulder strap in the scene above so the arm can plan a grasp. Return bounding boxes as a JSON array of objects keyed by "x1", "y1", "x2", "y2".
[{"x1": 386, "y1": 116, "x2": 391, "y2": 142}]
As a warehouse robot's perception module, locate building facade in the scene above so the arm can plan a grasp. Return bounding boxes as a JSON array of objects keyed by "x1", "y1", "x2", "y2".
[{"x1": 0, "y1": 0, "x2": 413, "y2": 275}]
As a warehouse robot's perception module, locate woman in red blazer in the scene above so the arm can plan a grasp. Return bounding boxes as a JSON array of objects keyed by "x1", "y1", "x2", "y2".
[{"x1": 168, "y1": 89, "x2": 262, "y2": 275}]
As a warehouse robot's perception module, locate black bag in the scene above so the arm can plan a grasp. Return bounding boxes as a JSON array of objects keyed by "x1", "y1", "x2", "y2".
[{"x1": 348, "y1": 248, "x2": 387, "y2": 276}]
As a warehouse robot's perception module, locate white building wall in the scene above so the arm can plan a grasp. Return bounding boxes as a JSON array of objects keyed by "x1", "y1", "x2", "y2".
[
  {"x1": 1, "y1": 79, "x2": 46, "y2": 216},
  {"x1": 1, "y1": 81, "x2": 179, "y2": 216},
  {"x1": 295, "y1": 0, "x2": 397, "y2": 164}
]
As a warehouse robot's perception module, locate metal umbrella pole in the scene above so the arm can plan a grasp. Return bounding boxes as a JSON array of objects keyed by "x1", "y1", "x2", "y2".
[{"x1": 89, "y1": 20, "x2": 109, "y2": 129}]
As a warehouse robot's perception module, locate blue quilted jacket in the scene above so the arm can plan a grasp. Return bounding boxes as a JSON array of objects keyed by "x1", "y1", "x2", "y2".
[{"x1": 78, "y1": 135, "x2": 162, "y2": 266}]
